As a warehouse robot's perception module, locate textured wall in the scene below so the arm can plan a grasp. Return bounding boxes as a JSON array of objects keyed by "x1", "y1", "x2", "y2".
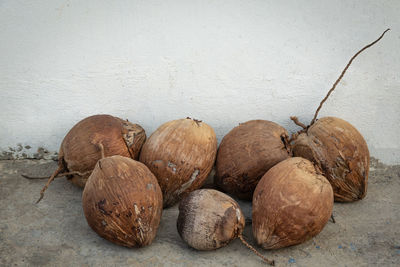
[{"x1": 0, "y1": 0, "x2": 399, "y2": 163}]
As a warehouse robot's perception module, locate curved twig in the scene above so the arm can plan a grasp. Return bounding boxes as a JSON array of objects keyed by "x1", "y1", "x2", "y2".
[
  {"x1": 35, "y1": 168, "x2": 92, "y2": 203},
  {"x1": 238, "y1": 235, "x2": 275, "y2": 265},
  {"x1": 36, "y1": 165, "x2": 64, "y2": 203},
  {"x1": 22, "y1": 174, "x2": 63, "y2": 180},
  {"x1": 22, "y1": 170, "x2": 91, "y2": 180},
  {"x1": 290, "y1": 116, "x2": 307, "y2": 129},
  {"x1": 310, "y1": 28, "x2": 390, "y2": 126}
]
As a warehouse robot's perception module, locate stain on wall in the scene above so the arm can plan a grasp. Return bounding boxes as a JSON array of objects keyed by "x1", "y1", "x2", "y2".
[{"x1": 0, "y1": 145, "x2": 57, "y2": 160}]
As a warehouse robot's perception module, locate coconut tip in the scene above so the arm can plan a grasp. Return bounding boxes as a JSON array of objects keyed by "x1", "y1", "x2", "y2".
[{"x1": 186, "y1": 117, "x2": 202, "y2": 126}]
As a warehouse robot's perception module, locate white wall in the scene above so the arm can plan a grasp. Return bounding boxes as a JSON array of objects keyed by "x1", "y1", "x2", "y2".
[{"x1": 0, "y1": 0, "x2": 399, "y2": 164}]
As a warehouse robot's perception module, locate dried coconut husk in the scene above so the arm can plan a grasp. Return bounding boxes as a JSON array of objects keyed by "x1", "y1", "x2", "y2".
[
  {"x1": 82, "y1": 155, "x2": 162, "y2": 247},
  {"x1": 292, "y1": 117, "x2": 369, "y2": 201},
  {"x1": 36, "y1": 114, "x2": 146, "y2": 202},
  {"x1": 139, "y1": 118, "x2": 217, "y2": 208},
  {"x1": 290, "y1": 29, "x2": 389, "y2": 202},
  {"x1": 215, "y1": 120, "x2": 291, "y2": 200},
  {"x1": 177, "y1": 189, "x2": 245, "y2": 250},
  {"x1": 252, "y1": 157, "x2": 333, "y2": 249},
  {"x1": 178, "y1": 189, "x2": 274, "y2": 265}
]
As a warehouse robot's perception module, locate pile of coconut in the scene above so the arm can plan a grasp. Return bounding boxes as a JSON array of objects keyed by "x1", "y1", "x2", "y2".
[{"x1": 24, "y1": 30, "x2": 389, "y2": 265}]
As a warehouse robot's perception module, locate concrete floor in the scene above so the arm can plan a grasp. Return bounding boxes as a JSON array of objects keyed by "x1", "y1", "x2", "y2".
[{"x1": 0, "y1": 158, "x2": 399, "y2": 266}]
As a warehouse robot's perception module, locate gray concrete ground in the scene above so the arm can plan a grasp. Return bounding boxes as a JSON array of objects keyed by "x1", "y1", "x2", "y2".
[{"x1": 0, "y1": 158, "x2": 399, "y2": 266}]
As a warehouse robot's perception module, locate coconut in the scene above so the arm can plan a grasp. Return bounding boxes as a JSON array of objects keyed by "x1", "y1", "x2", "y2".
[
  {"x1": 288, "y1": 30, "x2": 390, "y2": 202},
  {"x1": 82, "y1": 155, "x2": 162, "y2": 247},
  {"x1": 292, "y1": 117, "x2": 370, "y2": 202},
  {"x1": 177, "y1": 189, "x2": 245, "y2": 250},
  {"x1": 253, "y1": 157, "x2": 333, "y2": 249},
  {"x1": 36, "y1": 114, "x2": 146, "y2": 202},
  {"x1": 139, "y1": 118, "x2": 217, "y2": 208},
  {"x1": 215, "y1": 120, "x2": 291, "y2": 200},
  {"x1": 178, "y1": 189, "x2": 274, "y2": 265}
]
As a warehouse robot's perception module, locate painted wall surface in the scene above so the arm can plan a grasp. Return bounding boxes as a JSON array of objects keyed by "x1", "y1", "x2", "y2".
[{"x1": 0, "y1": 0, "x2": 399, "y2": 164}]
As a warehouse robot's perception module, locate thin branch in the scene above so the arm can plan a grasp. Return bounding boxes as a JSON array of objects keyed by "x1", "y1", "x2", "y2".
[
  {"x1": 36, "y1": 165, "x2": 64, "y2": 203},
  {"x1": 22, "y1": 174, "x2": 63, "y2": 180},
  {"x1": 290, "y1": 116, "x2": 307, "y2": 129},
  {"x1": 22, "y1": 170, "x2": 91, "y2": 180},
  {"x1": 238, "y1": 235, "x2": 275, "y2": 265},
  {"x1": 310, "y1": 28, "x2": 390, "y2": 126}
]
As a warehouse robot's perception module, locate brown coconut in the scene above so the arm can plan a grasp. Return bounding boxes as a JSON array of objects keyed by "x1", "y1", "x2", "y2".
[
  {"x1": 178, "y1": 189, "x2": 274, "y2": 265},
  {"x1": 288, "y1": 30, "x2": 389, "y2": 202},
  {"x1": 82, "y1": 155, "x2": 163, "y2": 247},
  {"x1": 177, "y1": 189, "x2": 245, "y2": 250},
  {"x1": 292, "y1": 117, "x2": 370, "y2": 202},
  {"x1": 139, "y1": 118, "x2": 217, "y2": 208},
  {"x1": 37, "y1": 114, "x2": 146, "y2": 202},
  {"x1": 215, "y1": 120, "x2": 291, "y2": 200},
  {"x1": 253, "y1": 157, "x2": 333, "y2": 249}
]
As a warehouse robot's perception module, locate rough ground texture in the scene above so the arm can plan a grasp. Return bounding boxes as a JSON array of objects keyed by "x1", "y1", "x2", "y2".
[{"x1": 0, "y1": 158, "x2": 399, "y2": 266}]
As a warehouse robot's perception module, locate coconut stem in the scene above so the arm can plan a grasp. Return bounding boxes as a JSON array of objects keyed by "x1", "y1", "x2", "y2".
[
  {"x1": 36, "y1": 165, "x2": 64, "y2": 203},
  {"x1": 290, "y1": 116, "x2": 307, "y2": 130},
  {"x1": 288, "y1": 132, "x2": 300, "y2": 143},
  {"x1": 309, "y1": 28, "x2": 390, "y2": 126},
  {"x1": 22, "y1": 174, "x2": 64, "y2": 180},
  {"x1": 186, "y1": 117, "x2": 202, "y2": 126},
  {"x1": 97, "y1": 143, "x2": 105, "y2": 159},
  {"x1": 22, "y1": 170, "x2": 91, "y2": 180},
  {"x1": 238, "y1": 235, "x2": 275, "y2": 265}
]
